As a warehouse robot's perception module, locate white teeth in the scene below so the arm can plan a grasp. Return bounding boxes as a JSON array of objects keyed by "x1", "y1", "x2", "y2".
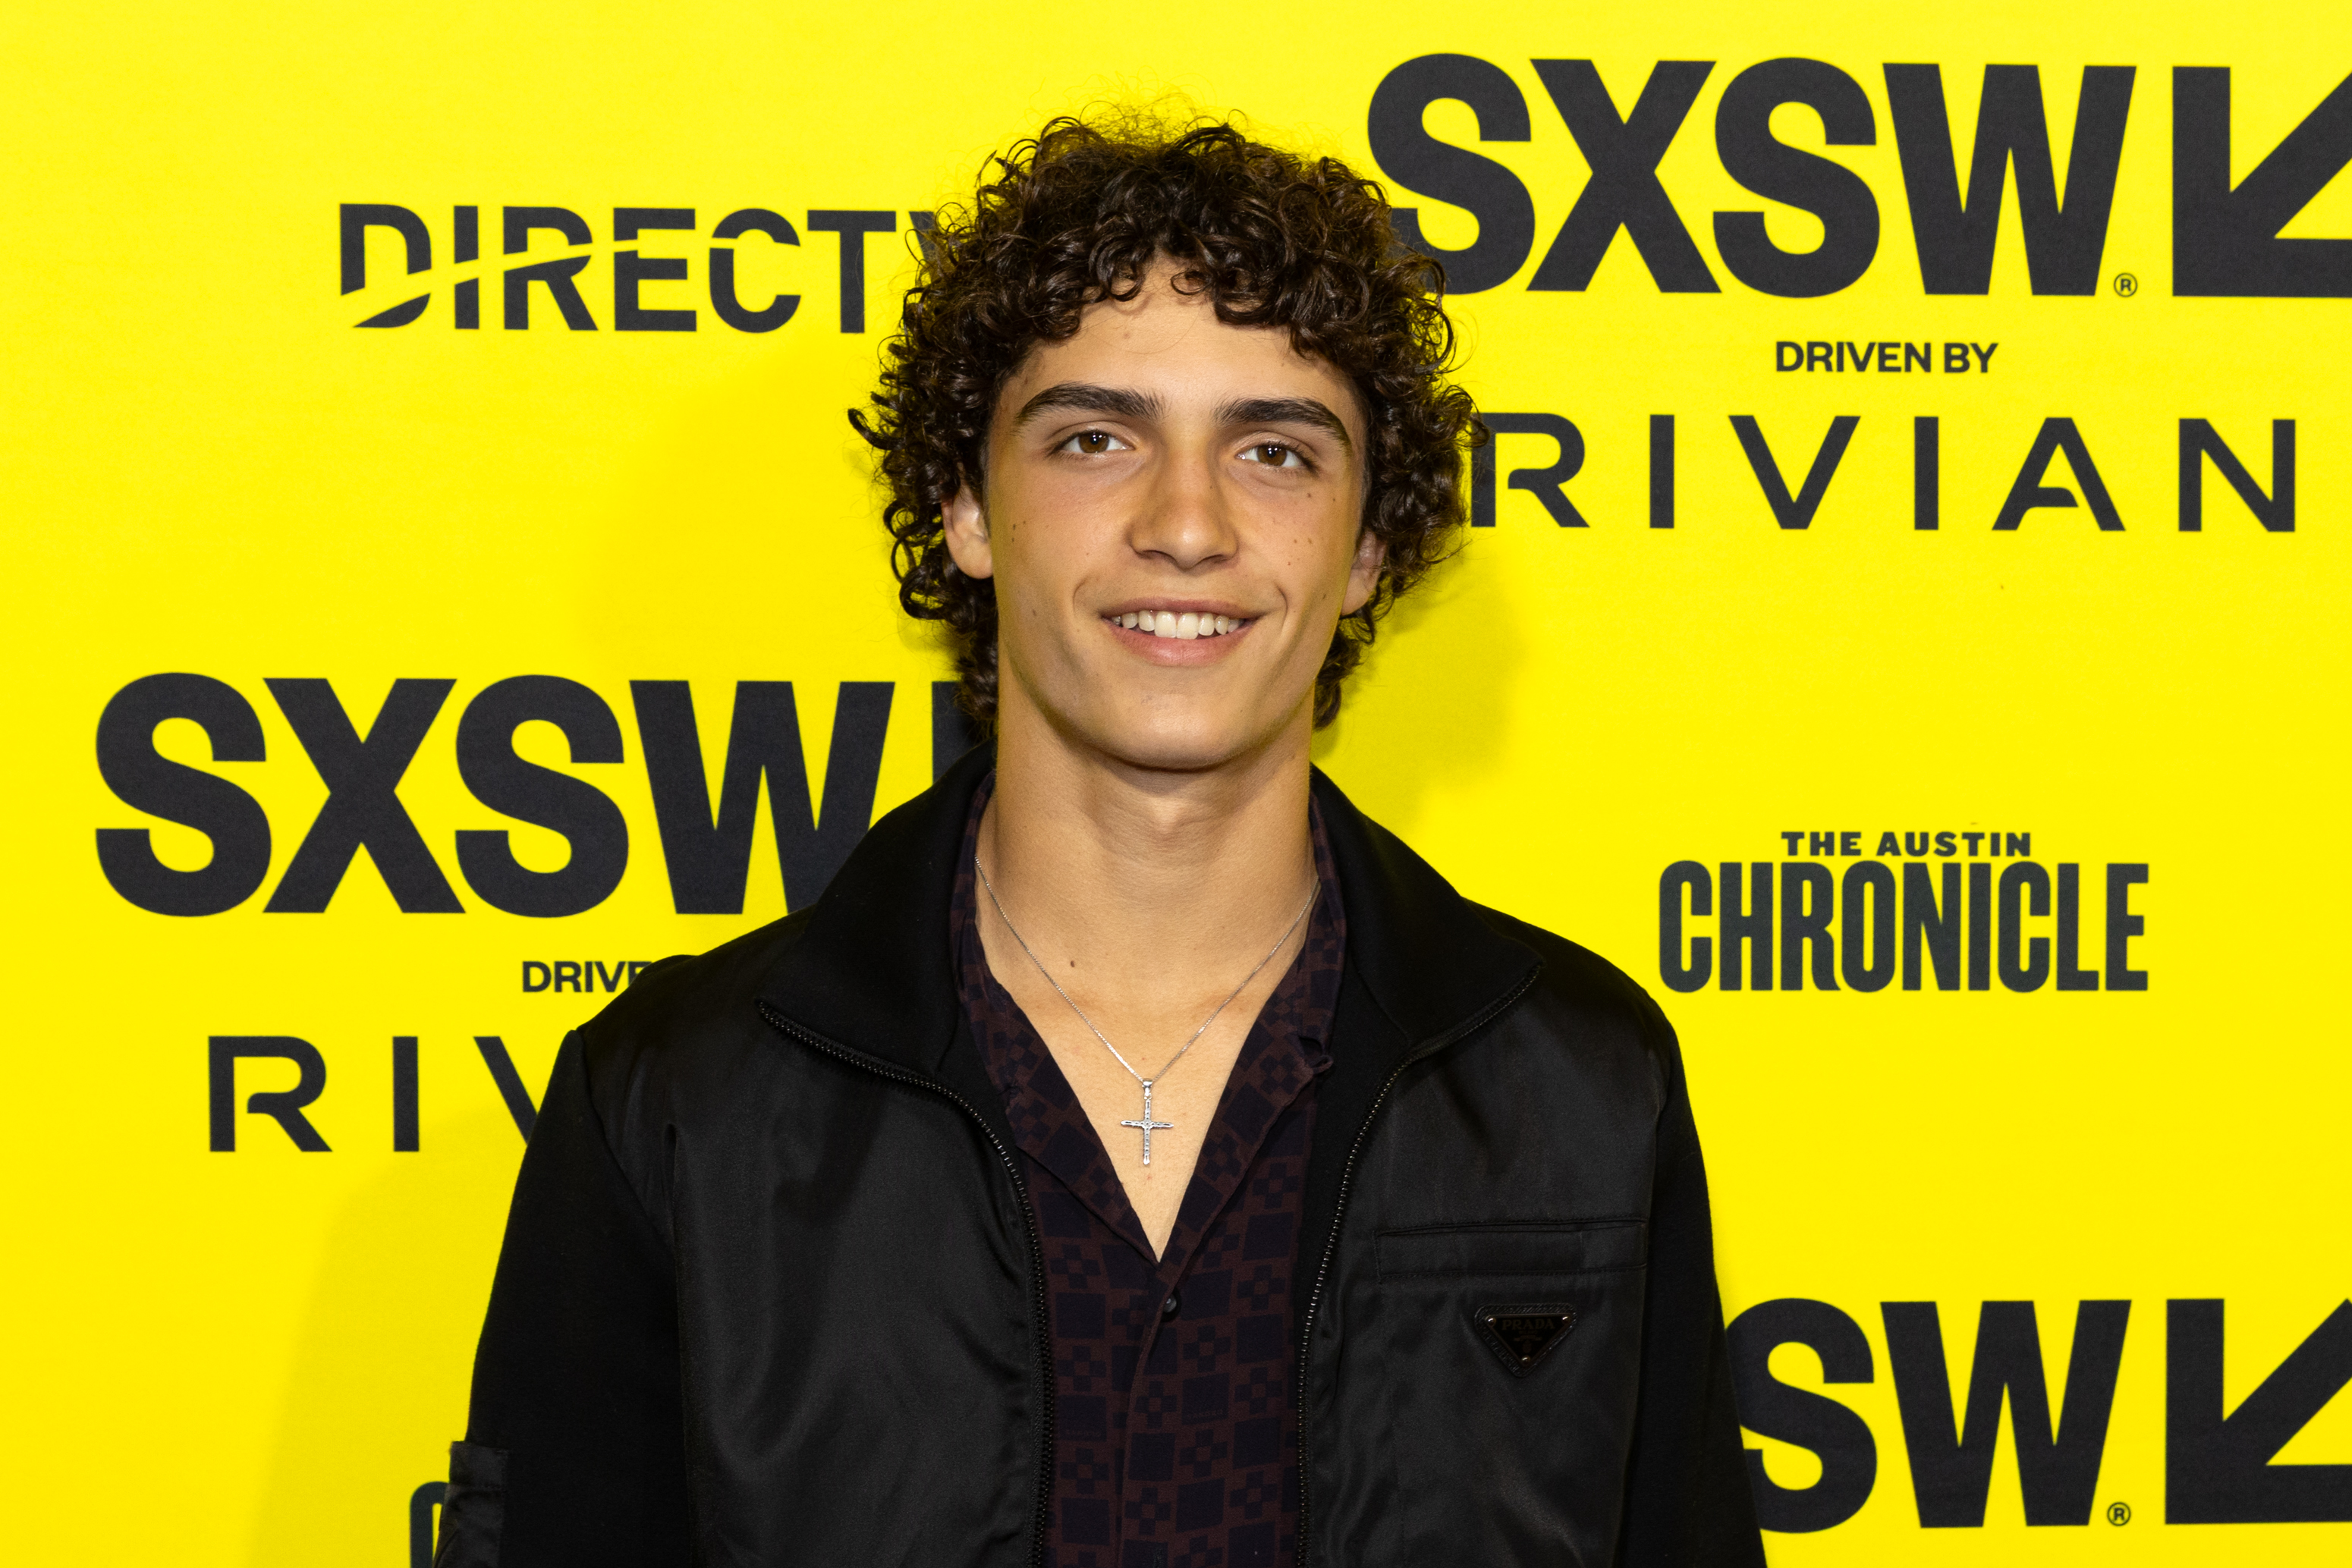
[{"x1": 1116, "y1": 610, "x2": 1246, "y2": 639}]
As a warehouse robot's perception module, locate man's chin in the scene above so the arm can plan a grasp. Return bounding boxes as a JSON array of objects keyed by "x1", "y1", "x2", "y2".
[{"x1": 1041, "y1": 696, "x2": 1306, "y2": 778}]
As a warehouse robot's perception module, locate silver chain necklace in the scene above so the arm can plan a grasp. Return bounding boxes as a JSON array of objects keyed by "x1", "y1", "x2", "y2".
[{"x1": 974, "y1": 855, "x2": 1318, "y2": 1166}]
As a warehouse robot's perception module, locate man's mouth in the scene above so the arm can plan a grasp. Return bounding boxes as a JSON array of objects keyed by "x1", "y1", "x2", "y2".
[{"x1": 1109, "y1": 610, "x2": 1247, "y2": 641}]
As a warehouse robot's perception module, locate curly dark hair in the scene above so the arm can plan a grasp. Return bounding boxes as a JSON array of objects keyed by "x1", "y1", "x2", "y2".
[{"x1": 851, "y1": 110, "x2": 1483, "y2": 728}]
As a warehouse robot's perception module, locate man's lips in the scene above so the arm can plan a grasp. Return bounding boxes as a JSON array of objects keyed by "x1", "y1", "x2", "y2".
[{"x1": 1106, "y1": 608, "x2": 1250, "y2": 642}]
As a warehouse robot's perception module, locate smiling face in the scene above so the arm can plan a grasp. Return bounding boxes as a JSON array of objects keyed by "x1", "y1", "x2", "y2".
[{"x1": 942, "y1": 264, "x2": 1382, "y2": 774}]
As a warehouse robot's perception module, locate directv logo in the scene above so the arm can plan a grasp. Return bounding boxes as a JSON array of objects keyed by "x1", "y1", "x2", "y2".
[{"x1": 338, "y1": 203, "x2": 932, "y2": 331}]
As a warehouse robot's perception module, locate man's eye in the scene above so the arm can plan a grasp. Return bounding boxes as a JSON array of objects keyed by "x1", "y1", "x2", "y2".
[
  {"x1": 1241, "y1": 442, "x2": 1305, "y2": 469},
  {"x1": 1061, "y1": 430, "x2": 1129, "y2": 455}
]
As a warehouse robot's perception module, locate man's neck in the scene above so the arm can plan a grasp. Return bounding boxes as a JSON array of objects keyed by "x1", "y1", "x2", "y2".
[{"x1": 976, "y1": 702, "x2": 1319, "y2": 1026}]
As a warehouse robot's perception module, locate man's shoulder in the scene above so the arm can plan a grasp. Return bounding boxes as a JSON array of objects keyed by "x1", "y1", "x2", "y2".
[
  {"x1": 1313, "y1": 769, "x2": 1678, "y2": 1084},
  {"x1": 1460, "y1": 898, "x2": 1681, "y2": 1091},
  {"x1": 568, "y1": 910, "x2": 810, "y2": 1086},
  {"x1": 1468, "y1": 901, "x2": 1664, "y2": 1018}
]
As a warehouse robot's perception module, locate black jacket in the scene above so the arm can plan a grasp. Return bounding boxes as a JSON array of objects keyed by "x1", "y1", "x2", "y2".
[{"x1": 437, "y1": 749, "x2": 1765, "y2": 1567}]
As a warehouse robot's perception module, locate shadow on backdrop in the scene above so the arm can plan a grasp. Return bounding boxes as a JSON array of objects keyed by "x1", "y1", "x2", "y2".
[
  {"x1": 1313, "y1": 530, "x2": 1526, "y2": 841},
  {"x1": 245, "y1": 1106, "x2": 524, "y2": 1568}
]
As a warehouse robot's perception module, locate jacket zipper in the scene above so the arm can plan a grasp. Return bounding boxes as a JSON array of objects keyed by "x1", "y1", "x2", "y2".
[
  {"x1": 758, "y1": 1001, "x2": 1056, "y2": 1568},
  {"x1": 1291, "y1": 969, "x2": 1539, "y2": 1566}
]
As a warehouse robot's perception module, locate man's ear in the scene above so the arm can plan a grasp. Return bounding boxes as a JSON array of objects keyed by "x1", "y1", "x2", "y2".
[
  {"x1": 1341, "y1": 526, "x2": 1385, "y2": 614},
  {"x1": 941, "y1": 478, "x2": 995, "y2": 580}
]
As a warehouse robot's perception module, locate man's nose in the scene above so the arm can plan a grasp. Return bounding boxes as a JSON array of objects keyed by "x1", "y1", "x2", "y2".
[{"x1": 1129, "y1": 448, "x2": 1239, "y2": 570}]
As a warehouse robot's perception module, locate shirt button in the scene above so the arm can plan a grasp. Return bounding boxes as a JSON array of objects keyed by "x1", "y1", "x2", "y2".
[{"x1": 1161, "y1": 1291, "x2": 1181, "y2": 1319}]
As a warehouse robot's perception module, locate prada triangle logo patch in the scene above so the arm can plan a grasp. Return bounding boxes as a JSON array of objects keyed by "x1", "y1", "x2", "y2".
[{"x1": 1476, "y1": 1305, "x2": 1577, "y2": 1376}]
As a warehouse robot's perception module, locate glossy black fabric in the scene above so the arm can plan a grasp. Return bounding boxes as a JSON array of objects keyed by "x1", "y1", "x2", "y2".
[{"x1": 441, "y1": 746, "x2": 1765, "y2": 1568}]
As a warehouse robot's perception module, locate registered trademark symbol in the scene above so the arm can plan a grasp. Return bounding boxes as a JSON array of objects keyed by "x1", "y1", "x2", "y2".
[
  {"x1": 2112, "y1": 272, "x2": 2139, "y2": 297},
  {"x1": 2107, "y1": 1500, "x2": 2132, "y2": 1525}
]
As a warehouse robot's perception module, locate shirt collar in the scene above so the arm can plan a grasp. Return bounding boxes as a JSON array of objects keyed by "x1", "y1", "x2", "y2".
[{"x1": 948, "y1": 771, "x2": 1346, "y2": 1267}]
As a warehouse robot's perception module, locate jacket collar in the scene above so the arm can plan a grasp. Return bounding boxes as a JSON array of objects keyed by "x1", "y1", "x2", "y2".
[{"x1": 758, "y1": 741, "x2": 1540, "y2": 1081}]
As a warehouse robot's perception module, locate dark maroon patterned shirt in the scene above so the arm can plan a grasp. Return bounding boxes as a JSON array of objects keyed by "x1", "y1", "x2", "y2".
[{"x1": 952, "y1": 782, "x2": 1344, "y2": 1568}]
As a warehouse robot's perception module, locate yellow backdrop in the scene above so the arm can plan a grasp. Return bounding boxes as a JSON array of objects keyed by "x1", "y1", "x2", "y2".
[{"x1": 6, "y1": 1, "x2": 2347, "y2": 1560}]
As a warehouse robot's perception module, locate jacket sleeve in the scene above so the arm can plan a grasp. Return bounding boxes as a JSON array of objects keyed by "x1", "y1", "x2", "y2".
[
  {"x1": 1615, "y1": 1008, "x2": 1768, "y2": 1566},
  {"x1": 435, "y1": 1033, "x2": 694, "y2": 1568}
]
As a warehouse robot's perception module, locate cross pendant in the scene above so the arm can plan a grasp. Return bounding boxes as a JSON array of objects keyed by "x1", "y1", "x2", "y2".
[{"x1": 1120, "y1": 1081, "x2": 1175, "y2": 1166}]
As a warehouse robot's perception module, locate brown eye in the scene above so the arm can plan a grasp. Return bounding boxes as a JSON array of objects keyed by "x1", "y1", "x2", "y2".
[
  {"x1": 1245, "y1": 442, "x2": 1302, "y2": 468},
  {"x1": 1079, "y1": 432, "x2": 1109, "y2": 454}
]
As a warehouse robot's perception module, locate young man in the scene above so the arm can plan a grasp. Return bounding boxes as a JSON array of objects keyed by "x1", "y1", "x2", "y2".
[{"x1": 437, "y1": 118, "x2": 1763, "y2": 1567}]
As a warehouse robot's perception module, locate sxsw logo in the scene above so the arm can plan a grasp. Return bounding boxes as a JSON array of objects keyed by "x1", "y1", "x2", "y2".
[
  {"x1": 339, "y1": 204, "x2": 931, "y2": 332},
  {"x1": 95, "y1": 673, "x2": 983, "y2": 917},
  {"x1": 1368, "y1": 59, "x2": 2352, "y2": 295},
  {"x1": 1734, "y1": 1295, "x2": 2352, "y2": 1529}
]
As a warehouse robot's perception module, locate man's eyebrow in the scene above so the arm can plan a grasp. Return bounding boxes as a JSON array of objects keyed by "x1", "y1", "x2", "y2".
[
  {"x1": 1218, "y1": 397, "x2": 1354, "y2": 452},
  {"x1": 1015, "y1": 382, "x2": 1162, "y2": 426}
]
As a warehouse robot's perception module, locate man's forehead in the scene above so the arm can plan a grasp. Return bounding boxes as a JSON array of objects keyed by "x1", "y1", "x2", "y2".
[{"x1": 997, "y1": 281, "x2": 1363, "y2": 435}]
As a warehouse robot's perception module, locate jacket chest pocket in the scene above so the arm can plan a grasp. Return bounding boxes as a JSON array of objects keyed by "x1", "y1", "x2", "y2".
[
  {"x1": 1358, "y1": 1221, "x2": 1649, "y2": 1565},
  {"x1": 1376, "y1": 1220, "x2": 1646, "y2": 1283}
]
